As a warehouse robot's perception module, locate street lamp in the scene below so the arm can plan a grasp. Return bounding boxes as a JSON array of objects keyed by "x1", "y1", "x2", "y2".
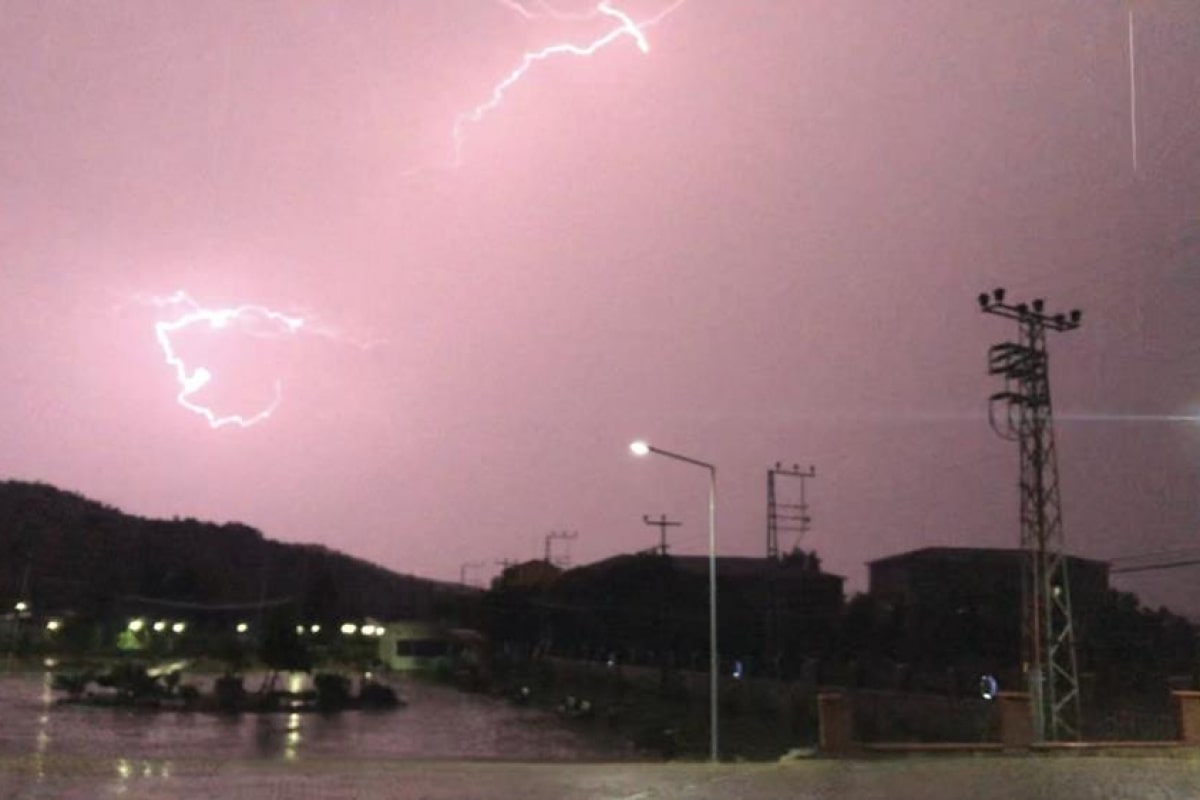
[{"x1": 629, "y1": 439, "x2": 720, "y2": 762}]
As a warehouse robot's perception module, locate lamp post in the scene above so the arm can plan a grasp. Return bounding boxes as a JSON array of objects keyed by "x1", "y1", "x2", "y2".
[{"x1": 629, "y1": 440, "x2": 719, "y2": 762}]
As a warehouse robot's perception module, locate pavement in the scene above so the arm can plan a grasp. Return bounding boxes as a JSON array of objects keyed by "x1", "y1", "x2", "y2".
[{"x1": 3, "y1": 755, "x2": 1200, "y2": 800}]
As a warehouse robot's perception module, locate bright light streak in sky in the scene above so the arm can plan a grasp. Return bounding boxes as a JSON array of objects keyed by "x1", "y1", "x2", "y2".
[
  {"x1": 494, "y1": 0, "x2": 600, "y2": 21},
  {"x1": 1129, "y1": 8, "x2": 1138, "y2": 174},
  {"x1": 444, "y1": 0, "x2": 685, "y2": 166},
  {"x1": 152, "y1": 292, "x2": 305, "y2": 429},
  {"x1": 1059, "y1": 413, "x2": 1200, "y2": 424}
]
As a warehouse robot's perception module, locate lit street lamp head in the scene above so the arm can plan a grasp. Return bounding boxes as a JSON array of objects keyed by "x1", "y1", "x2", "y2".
[{"x1": 629, "y1": 440, "x2": 650, "y2": 457}]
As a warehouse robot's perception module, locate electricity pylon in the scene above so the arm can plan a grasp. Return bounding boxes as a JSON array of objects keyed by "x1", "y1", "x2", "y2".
[
  {"x1": 765, "y1": 462, "x2": 815, "y2": 678},
  {"x1": 979, "y1": 288, "x2": 1083, "y2": 741},
  {"x1": 766, "y1": 463, "x2": 815, "y2": 560},
  {"x1": 543, "y1": 530, "x2": 578, "y2": 567}
]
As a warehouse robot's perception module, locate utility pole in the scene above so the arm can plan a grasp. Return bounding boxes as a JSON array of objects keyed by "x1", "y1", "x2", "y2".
[
  {"x1": 492, "y1": 558, "x2": 517, "y2": 587},
  {"x1": 767, "y1": 463, "x2": 816, "y2": 559},
  {"x1": 642, "y1": 514, "x2": 681, "y2": 556},
  {"x1": 543, "y1": 531, "x2": 578, "y2": 568},
  {"x1": 641, "y1": 514, "x2": 681, "y2": 694},
  {"x1": 459, "y1": 561, "x2": 486, "y2": 587},
  {"x1": 765, "y1": 462, "x2": 815, "y2": 679},
  {"x1": 979, "y1": 287, "x2": 1083, "y2": 742}
]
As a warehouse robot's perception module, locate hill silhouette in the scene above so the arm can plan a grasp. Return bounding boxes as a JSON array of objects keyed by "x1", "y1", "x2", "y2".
[{"x1": 0, "y1": 480, "x2": 470, "y2": 623}]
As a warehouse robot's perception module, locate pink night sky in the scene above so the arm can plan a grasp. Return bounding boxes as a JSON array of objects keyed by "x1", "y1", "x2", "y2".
[{"x1": 2, "y1": 1, "x2": 1199, "y2": 609}]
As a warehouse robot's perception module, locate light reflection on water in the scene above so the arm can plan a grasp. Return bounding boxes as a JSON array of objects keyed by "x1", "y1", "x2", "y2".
[{"x1": 284, "y1": 712, "x2": 301, "y2": 762}]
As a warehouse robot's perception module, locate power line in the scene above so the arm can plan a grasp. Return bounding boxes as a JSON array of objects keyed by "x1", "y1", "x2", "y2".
[
  {"x1": 1112, "y1": 559, "x2": 1200, "y2": 575},
  {"x1": 1109, "y1": 547, "x2": 1200, "y2": 564}
]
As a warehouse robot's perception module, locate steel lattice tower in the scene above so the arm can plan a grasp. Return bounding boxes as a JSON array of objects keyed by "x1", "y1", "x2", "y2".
[
  {"x1": 765, "y1": 463, "x2": 815, "y2": 677},
  {"x1": 766, "y1": 463, "x2": 815, "y2": 560},
  {"x1": 979, "y1": 288, "x2": 1083, "y2": 742}
]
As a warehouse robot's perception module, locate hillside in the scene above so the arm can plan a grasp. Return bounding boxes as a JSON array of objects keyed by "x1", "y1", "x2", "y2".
[{"x1": 0, "y1": 480, "x2": 471, "y2": 623}]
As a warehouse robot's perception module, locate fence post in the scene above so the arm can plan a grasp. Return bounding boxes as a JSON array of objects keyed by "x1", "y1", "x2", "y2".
[
  {"x1": 1174, "y1": 691, "x2": 1200, "y2": 744},
  {"x1": 818, "y1": 692, "x2": 855, "y2": 754},
  {"x1": 996, "y1": 691, "x2": 1033, "y2": 751}
]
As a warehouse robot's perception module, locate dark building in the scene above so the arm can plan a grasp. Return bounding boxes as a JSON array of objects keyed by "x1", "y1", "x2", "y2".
[
  {"x1": 869, "y1": 546, "x2": 1109, "y2": 614},
  {"x1": 491, "y1": 559, "x2": 562, "y2": 591},
  {"x1": 866, "y1": 546, "x2": 1110, "y2": 679},
  {"x1": 541, "y1": 552, "x2": 844, "y2": 677}
]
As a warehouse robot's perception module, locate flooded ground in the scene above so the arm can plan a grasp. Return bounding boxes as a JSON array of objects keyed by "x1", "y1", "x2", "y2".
[
  {"x1": 2, "y1": 671, "x2": 1200, "y2": 798},
  {"x1": 0, "y1": 670, "x2": 629, "y2": 765}
]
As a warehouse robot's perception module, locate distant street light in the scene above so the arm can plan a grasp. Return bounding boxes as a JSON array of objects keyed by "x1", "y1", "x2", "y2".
[
  {"x1": 153, "y1": 620, "x2": 167, "y2": 633},
  {"x1": 127, "y1": 618, "x2": 145, "y2": 633},
  {"x1": 172, "y1": 622, "x2": 186, "y2": 634},
  {"x1": 340, "y1": 623, "x2": 357, "y2": 636},
  {"x1": 629, "y1": 439, "x2": 720, "y2": 762},
  {"x1": 236, "y1": 622, "x2": 249, "y2": 634}
]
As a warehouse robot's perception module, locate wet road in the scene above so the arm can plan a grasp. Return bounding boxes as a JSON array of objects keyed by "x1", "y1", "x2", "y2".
[
  {"x1": 2, "y1": 672, "x2": 1200, "y2": 798},
  {"x1": 3, "y1": 755, "x2": 1200, "y2": 799}
]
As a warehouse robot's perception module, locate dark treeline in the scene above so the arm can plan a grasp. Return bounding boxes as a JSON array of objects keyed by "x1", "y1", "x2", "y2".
[{"x1": 0, "y1": 480, "x2": 472, "y2": 629}]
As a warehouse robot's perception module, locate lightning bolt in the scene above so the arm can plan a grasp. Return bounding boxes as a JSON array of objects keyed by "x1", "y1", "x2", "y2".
[
  {"x1": 493, "y1": 0, "x2": 601, "y2": 21},
  {"x1": 441, "y1": 0, "x2": 686, "y2": 167},
  {"x1": 152, "y1": 291, "x2": 305, "y2": 430}
]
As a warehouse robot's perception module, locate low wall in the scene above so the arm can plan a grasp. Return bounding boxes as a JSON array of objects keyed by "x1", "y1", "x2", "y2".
[
  {"x1": 535, "y1": 659, "x2": 1200, "y2": 756},
  {"x1": 816, "y1": 690, "x2": 1200, "y2": 755}
]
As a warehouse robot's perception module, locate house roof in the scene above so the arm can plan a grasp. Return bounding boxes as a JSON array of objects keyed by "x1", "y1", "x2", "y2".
[
  {"x1": 579, "y1": 553, "x2": 844, "y2": 582},
  {"x1": 867, "y1": 546, "x2": 1109, "y2": 569}
]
